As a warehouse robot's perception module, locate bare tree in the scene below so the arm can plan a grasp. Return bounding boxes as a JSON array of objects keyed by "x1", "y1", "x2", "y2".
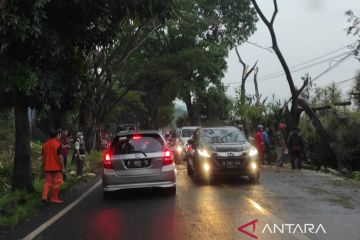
[
  {"x1": 250, "y1": 0, "x2": 308, "y2": 127},
  {"x1": 250, "y1": 0, "x2": 350, "y2": 172},
  {"x1": 234, "y1": 45, "x2": 257, "y2": 136}
]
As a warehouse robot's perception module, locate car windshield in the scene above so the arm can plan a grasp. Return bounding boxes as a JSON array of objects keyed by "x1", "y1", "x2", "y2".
[
  {"x1": 181, "y1": 129, "x2": 196, "y2": 138},
  {"x1": 112, "y1": 134, "x2": 164, "y2": 154},
  {"x1": 200, "y1": 128, "x2": 246, "y2": 144},
  {"x1": 116, "y1": 124, "x2": 136, "y2": 132}
]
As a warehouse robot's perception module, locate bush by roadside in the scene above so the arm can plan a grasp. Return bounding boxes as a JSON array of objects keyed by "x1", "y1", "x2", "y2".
[
  {"x1": 351, "y1": 171, "x2": 360, "y2": 181},
  {"x1": 0, "y1": 142, "x2": 103, "y2": 231}
]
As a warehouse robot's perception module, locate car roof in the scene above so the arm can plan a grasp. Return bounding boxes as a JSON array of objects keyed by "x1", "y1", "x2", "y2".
[
  {"x1": 200, "y1": 126, "x2": 239, "y2": 130},
  {"x1": 116, "y1": 130, "x2": 162, "y2": 137},
  {"x1": 181, "y1": 126, "x2": 199, "y2": 130}
]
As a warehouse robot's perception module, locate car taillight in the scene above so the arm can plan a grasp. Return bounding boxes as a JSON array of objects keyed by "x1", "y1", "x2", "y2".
[
  {"x1": 132, "y1": 134, "x2": 142, "y2": 140},
  {"x1": 163, "y1": 149, "x2": 174, "y2": 166},
  {"x1": 104, "y1": 152, "x2": 113, "y2": 169}
]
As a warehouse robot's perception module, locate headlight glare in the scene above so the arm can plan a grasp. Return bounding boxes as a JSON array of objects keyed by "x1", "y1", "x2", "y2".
[
  {"x1": 251, "y1": 162, "x2": 257, "y2": 170},
  {"x1": 249, "y1": 147, "x2": 258, "y2": 157},
  {"x1": 198, "y1": 149, "x2": 210, "y2": 158},
  {"x1": 176, "y1": 146, "x2": 182, "y2": 152}
]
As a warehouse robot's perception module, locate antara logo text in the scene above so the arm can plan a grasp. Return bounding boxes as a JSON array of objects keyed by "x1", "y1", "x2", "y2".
[{"x1": 238, "y1": 219, "x2": 327, "y2": 239}]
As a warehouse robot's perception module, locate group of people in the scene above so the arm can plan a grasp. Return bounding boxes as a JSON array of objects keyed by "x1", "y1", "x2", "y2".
[
  {"x1": 41, "y1": 129, "x2": 86, "y2": 204},
  {"x1": 254, "y1": 123, "x2": 304, "y2": 170}
]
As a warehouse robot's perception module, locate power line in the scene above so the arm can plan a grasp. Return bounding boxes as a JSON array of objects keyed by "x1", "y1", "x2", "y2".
[
  {"x1": 317, "y1": 76, "x2": 356, "y2": 88},
  {"x1": 258, "y1": 51, "x2": 353, "y2": 82},
  {"x1": 311, "y1": 53, "x2": 353, "y2": 82},
  {"x1": 258, "y1": 41, "x2": 357, "y2": 79},
  {"x1": 225, "y1": 50, "x2": 353, "y2": 86}
]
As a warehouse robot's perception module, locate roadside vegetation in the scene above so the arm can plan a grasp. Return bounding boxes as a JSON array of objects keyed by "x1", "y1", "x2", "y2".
[{"x1": 0, "y1": 116, "x2": 102, "y2": 231}]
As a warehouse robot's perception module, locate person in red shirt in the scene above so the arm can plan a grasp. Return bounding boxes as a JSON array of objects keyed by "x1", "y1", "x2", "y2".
[
  {"x1": 42, "y1": 129, "x2": 65, "y2": 204},
  {"x1": 254, "y1": 124, "x2": 265, "y2": 165},
  {"x1": 61, "y1": 129, "x2": 70, "y2": 170}
]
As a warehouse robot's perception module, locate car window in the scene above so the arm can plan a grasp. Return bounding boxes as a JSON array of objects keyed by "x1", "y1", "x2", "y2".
[
  {"x1": 112, "y1": 134, "x2": 164, "y2": 154},
  {"x1": 200, "y1": 128, "x2": 246, "y2": 144},
  {"x1": 181, "y1": 129, "x2": 196, "y2": 138}
]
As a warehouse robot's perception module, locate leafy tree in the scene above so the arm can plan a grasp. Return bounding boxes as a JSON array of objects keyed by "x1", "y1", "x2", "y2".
[
  {"x1": 0, "y1": 0, "x2": 176, "y2": 191},
  {"x1": 346, "y1": 10, "x2": 360, "y2": 59},
  {"x1": 351, "y1": 71, "x2": 360, "y2": 109}
]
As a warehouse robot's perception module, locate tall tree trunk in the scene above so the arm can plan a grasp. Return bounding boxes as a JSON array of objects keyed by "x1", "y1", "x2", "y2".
[
  {"x1": 297, "y1": 98, "x2": 341, "y2": 171},
  {"x1": 79, "y1": 98, "x2": 96, "y2": 152},
  {"x1": 12, "y1": 96, "x2": 34, "y2": 192},
  {"x1": 184, "y1": 99, "x2": 197, "y2": 126}
]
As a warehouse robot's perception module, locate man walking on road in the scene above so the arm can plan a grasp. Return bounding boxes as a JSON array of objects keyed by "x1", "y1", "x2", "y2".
[
  {"x1": 42, "y1": 129, "x2": 65, "y2": 204},
  {"x1": 75, "y1": 132, "x2": 86, "y2": 177},
  {"x1": 287, "y1": 127, "x2": 304, "y2": 170}
]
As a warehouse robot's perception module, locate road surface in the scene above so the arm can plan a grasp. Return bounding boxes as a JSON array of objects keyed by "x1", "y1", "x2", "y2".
[{"x1": 3, "y1": 164, "x2": 360, "y2": 240}]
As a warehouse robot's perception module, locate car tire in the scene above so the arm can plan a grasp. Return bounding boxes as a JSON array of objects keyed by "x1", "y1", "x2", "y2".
[
  {"x1": 248, "y1": 172, "x2": 260, "y2": 184},
  {"x1": 167, "y1": 186, "x2": 176, "y2": 195},
  {"x1": 187, "y1": 163, "x2": 193, "y2": 177},
  {"x1": 103, "y1": 191, "x2": 112, "y2": 199},
  {"x1": 193, "y1": 167, "x2": 204, "y2": 184}
]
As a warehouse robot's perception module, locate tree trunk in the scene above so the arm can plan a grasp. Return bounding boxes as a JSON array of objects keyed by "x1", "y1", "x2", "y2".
[
  {"x1": 183, "y1": 92, "x2": 198, "y2": 126},
  {"x1": 297, "y1": 98, "x2": 340, "y2": 170},
  {"x1": 12, "y1": 97, "x2": 34, "y2": 192},
  {"x1": 79, "y1": 98, "x2": 96, "y2": 152}
]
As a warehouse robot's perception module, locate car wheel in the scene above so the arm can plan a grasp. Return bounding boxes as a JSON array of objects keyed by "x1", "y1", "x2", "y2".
[
  {"x1": 187, "y1": 163, "x2": 193, "y2": 177},
  {"x1": 167, "y1": 186, "x2": 176, "y2": 195},
  {"x1": 248, "y1": 172, "x2": 260, "y2": 184},
  {"x1": 103, "y1": 191, "x2": 112, "y2": 199},
  {"x1": 193, "y1": 167, "x2": 204, "y2": 184}
]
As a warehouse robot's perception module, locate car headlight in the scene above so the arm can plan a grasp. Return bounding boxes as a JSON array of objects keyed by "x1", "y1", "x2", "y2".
[
  {"x1": 203, "y1": 162, "x2": 210, "y2": 172},
  {"x1": 176, "y1": 146, "x2": 182, "y2": 152},
  {"x1": 249, "y1": 147, "x2": 258, "y2": 157},
  {"x1": 251, "y1": 162, "x2": 257, "y2": 170},
  {"x1": 198, "y1": 149, "x2": 210, "y2": 158}
]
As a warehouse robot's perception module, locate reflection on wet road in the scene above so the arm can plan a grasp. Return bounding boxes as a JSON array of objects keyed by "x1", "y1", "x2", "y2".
[{"x1": 31, "y1": 165, "x2": 360, "y2": 240}]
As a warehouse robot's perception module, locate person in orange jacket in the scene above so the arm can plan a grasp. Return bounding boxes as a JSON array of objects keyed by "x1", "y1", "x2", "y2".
[{"x1": 42, "y1": 129, "x2": 65, "y2": 204}]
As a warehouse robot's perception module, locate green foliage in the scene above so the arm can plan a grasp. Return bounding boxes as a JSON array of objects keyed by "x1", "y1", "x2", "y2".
[
  {"x1": 351, "y1": 171, "x2": 360, "y2": 181},
  {"x1": 351, "y1": 71, "x2": 360, "y2": 109},
  {"x1": 345, "y1": 10, "x2": 360, "y2": 57},
  {"x1": 299, "y1": 84, "x2": 360, "y2": 170},
  {"x1": 233, "y1": 91, "x2": 282, "y2": 135},
  {"x1": 0, "y1": 190, "x2": 42, "y2": 230}
]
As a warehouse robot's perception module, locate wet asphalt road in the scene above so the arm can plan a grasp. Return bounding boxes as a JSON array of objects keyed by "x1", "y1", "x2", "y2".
[{"x1": 9, "y1": 164, "x2": 360, "y2": 240}]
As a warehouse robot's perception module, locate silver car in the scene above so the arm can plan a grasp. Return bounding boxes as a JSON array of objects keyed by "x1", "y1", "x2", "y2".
[{"x1": 102, "y1": 131, "x2": 176, "y2": 198}]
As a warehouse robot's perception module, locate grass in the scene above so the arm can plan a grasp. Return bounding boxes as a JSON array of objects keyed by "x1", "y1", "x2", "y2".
[
  {"x1": 350, "y1": 171, "x2": 360, "y2": 182},
  {"x1": 0, "y1": 137, "x2": 103, "y2": 231},
  {"x1": 0, "y1": 191, "x2": 42, "y2": 230}
]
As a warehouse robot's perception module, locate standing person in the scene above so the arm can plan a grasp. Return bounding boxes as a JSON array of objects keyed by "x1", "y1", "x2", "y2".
[
  {"x1": 75, "y1": 132, "x2": 86, "y2": 177},
  {"x1": 275, "y1": 123, "x2": 287, "y2": 168},
  {"x1": 287, "y1": 127, "x2": 304, "y2": 170},
  {"x1": 42, "y1": 129, "x2": 65, "y2": 204},
  {"x1": 254, "y1": 125, "x2": 265, "y2": 165},
  {"x1": 61, "y1": 130, "x2": 71, "y2": 171},
  {"x1": 262, "y1": 127, "x2": 271, "y2": 165}
]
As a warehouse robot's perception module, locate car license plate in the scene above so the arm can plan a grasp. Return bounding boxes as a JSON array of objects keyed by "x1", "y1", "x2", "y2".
[
  {"x1": 125, "y1": 159, "x2": 150, "y2": 168},
  {"x1": 222, "y1": 160, "x2": 241, "y2": 167}
]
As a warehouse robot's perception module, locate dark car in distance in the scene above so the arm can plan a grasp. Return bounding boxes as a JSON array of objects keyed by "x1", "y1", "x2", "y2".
[{"x1": 186, "y1": 126, "x2": 260, "y2": 183}]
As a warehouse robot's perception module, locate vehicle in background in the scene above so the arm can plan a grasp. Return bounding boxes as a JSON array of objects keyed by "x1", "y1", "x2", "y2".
[
  {"x1": 176, "y1": 126, "x2": 199, "y2": 162},
  {"x1": 102, "y1": 131, "x2": 176, "y2": 198},
  {"x1": 116, "y1": 124, "x2": 137, "y2": 133},
  {"x1": 186, "y1": 126, "x2": 260, "y2": 183}
]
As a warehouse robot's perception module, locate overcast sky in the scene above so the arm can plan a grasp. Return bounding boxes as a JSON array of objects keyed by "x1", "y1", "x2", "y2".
[{"x1": 223, "y1": 0, "x2": 360, "y2": 102}]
